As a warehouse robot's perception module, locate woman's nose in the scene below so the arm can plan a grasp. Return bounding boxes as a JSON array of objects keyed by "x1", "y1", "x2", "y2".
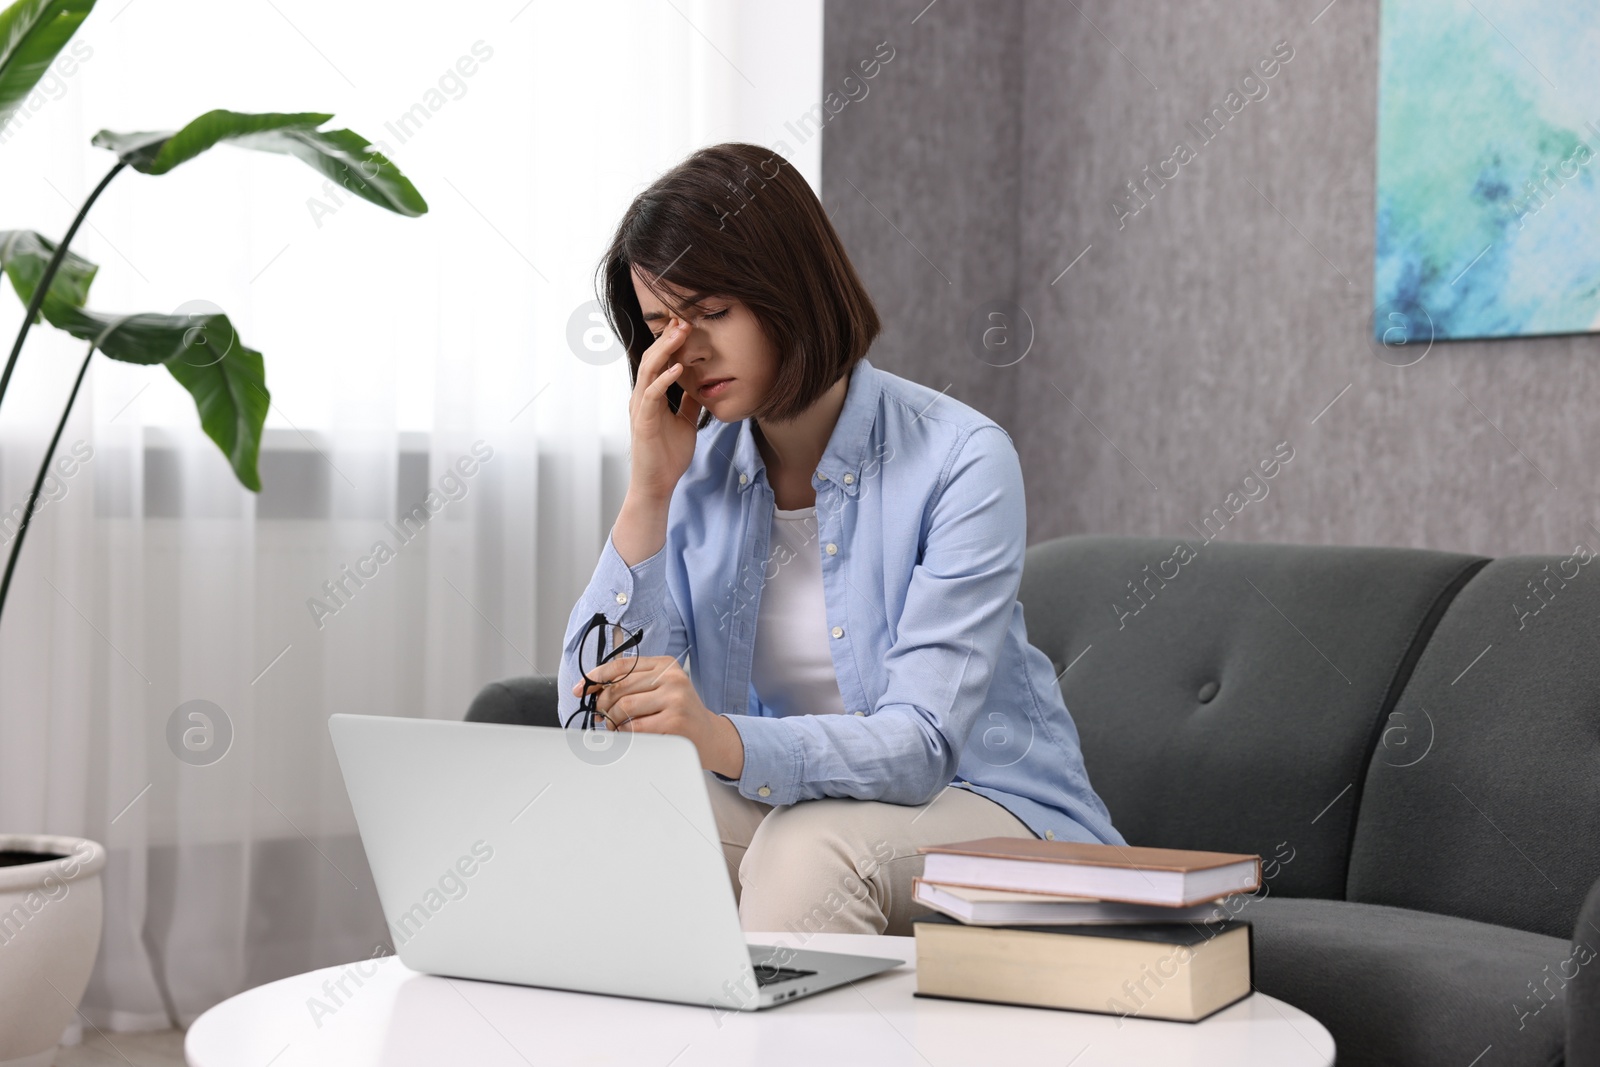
[{"x1": 674, "y1": 328, "x2": 708, "y2": 361}]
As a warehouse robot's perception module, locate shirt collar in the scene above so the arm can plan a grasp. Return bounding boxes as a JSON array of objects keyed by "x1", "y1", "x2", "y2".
[{"x1": 728, "y1": 357, "x2": 882, "y2": 495}]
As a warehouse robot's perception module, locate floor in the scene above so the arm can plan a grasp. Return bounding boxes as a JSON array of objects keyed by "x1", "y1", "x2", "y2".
[{"x1": 56, "y1": 1029, "x2": 186, "y2": 1067}]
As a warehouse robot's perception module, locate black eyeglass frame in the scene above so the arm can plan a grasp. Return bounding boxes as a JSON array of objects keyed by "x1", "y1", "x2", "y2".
[{"x1": 564, "y1": 611, "x2": 645, "y2": 731}]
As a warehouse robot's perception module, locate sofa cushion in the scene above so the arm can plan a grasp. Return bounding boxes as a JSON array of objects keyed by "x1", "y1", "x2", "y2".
[
  {"x1": 1572, "y1": 876, "x2": 1600, "y2": 1063},
  {"x1": 1019, "y1": 535, "x2": 1487, "y2": 899},
  {"x1": 1347, "y1": 554, "x2": 1600, "y2": 940},
  {"x1": 1247, "y1": 897, "x2": 1570, "y2": 1067},
  {"x1": 465, "y1": 676, "x2": 561, "y2": 728}
]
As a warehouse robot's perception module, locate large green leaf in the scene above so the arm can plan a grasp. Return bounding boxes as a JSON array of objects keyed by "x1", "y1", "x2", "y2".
[
  {"x1": 0, "y1": 0, "x2": 93, "y2": 136},
  {"x1": 0, "y1": 228, "x2": 98, "y2": 316},
  {"x1": 244, "y1": 125, "x2": 427, "y2": 216},
  {"x1": 92, "y1": 109, "x2": 428, "y2": 216},
  {"x1": 164, "y1": 328, "x2": 269, "y2": 494},
  {"x1": 2, "y1": 244, "x2": 268, "y2": 489},
  {"x1": 90, "y1": 110, "x2": 331, "y2": 172},
  {"x1": 50, "y1": 303, "x2": 269, "y2": 490}
]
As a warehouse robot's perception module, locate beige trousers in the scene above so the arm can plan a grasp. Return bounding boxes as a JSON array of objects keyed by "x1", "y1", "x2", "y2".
[{"x1": 703, "y1": 770, "x2": 1036, "y2": 937}]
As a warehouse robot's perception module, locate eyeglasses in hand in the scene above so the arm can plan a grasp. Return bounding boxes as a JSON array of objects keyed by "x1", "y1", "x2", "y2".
[{"x1": 564, "y1": 611, "x2": 644, "y2": 731}]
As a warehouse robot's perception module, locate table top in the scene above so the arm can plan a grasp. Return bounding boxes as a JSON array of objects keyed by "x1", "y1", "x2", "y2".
[{"x1": 186, "y1": 931, "x2": 1335, "y2": 1067}]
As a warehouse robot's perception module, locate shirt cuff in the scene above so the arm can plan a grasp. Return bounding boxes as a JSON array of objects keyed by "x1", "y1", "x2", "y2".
[
  {"x1": 588, "y1": 529, "x2": 669, "y2": 628},
  {"x1": 719, "y1": 714, "x2": 801, "y2": 804}
]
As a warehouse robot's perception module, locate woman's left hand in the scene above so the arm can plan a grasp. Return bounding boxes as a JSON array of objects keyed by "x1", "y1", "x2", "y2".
[{"x1": 572, "y1": 657, "x2": 745, "y2": 777}]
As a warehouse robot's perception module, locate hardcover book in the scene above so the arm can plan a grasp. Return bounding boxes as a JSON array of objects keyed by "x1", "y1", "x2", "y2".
[{"x1": 911, "y1": 912, "x2": 1254, "y2": 1023}]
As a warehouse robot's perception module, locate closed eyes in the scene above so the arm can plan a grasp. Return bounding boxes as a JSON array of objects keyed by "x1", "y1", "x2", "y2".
[{"x1": 651, "y1": 307, "x2": 729, "y2": 338}]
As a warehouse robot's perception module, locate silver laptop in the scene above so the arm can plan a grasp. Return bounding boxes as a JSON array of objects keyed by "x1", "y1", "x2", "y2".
[{"x1": 327, "y1": 714, "x2": 904, "y2": 1011}]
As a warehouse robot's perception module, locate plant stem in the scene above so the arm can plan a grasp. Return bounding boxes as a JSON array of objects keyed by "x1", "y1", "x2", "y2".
[
  {"x1": 0, "y1": 342, "x2": 96, "y2": 630},
  {"x1": 0, "y1": 159, "x2": 126, "y2": 416}
]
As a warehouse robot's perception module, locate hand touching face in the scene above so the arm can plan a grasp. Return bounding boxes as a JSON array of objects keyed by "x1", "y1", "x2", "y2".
[{"x1": 631, "y1": 266, "x2": 779, "y2": 423}]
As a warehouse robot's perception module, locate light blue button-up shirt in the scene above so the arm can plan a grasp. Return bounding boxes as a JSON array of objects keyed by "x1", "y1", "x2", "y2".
[{"x1": 557, "y1": 358, "x2": 1124, "y2": 846}]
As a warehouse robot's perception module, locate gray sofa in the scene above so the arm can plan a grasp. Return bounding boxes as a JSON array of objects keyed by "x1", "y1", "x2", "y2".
[{"x1": 468, "y1": 534, "x2": 1600, "y2": 1067}]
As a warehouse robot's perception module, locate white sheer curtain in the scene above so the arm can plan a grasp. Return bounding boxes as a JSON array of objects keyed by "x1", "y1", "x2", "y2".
[{"x1": 0, "y1": 0, "x2": 821, "y2": 1031}]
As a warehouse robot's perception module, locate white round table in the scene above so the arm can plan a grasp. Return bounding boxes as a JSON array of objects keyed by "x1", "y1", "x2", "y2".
[{"x1": 186, "y1": 931, "x2": 1335, "y2": 1066}]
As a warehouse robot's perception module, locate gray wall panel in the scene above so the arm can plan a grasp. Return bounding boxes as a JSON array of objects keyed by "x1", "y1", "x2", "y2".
[
  {"x1": 820, "y1": 0, "x2": 1024, "y2": 446},
  {"x1": 822, "y1": 0, "x2": 1600, "y2": 557}
]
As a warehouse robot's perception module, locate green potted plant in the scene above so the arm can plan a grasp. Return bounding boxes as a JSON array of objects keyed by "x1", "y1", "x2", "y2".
[{"x1": 0, "y1": 1, "x2": 428, "y2": 1062}]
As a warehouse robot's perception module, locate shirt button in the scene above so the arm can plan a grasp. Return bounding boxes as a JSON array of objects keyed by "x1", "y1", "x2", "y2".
[
  {"x1": 816, "y1": 471, "x2": 827, "y2": 481},
  {"x1": 757, "y1": 786, "x2": 771, "y2": 798},
  {"x1": 853, "y1": 710, "x2": 865, "y2": 717},
  {"x1": 615, "y1": 593, "x2": 628, "y2": 605},
  {"x1": 1045, "y1": 830, "x2": 1056, "y2": 840},
  {"x1": 842, "y1": 473, "x2": 855, "y2": 485},
  {"x1": 831, "y1": 625, "x2": 844, "y2": 638},
  {"x1": 738, "y1": 473, "x2": 748, "y2": 485},
  {"x1": 825, "y1": 543, "x2": 838, "y2": 555}
]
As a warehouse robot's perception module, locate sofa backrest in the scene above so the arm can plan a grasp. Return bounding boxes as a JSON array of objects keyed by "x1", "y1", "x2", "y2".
[
  {"x1": 1346, "y1": 553, "x2": 1600, "y2": 939},
  {"x1": 1018, "y1": 535, "x2": 1488, "y2": 901}
]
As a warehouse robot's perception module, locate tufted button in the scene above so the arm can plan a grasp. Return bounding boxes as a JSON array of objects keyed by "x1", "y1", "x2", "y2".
[
  {"x1": 615, "y1": 592, "x2": 628, "y2": 605},
  {"x1": 1197, "y1": 681, "x2": 1220, "y2": 703},
  {"x1": 825, "y1": 542, "x2": 838, "y2": 555},
  {"x1": 831, "y1": 625, "x2": 844, "y2": 638},
  {"x1": 757, "y1": 785, "x2": 771, "y2": 798},
  {"x1": 1045, "y1": 830, "x2": 1056, "y2": 840},
  {"x1": 738, "y1": 472, "x2": 748, "y2": 485},
  {"x1": 842, "y1": 472, "x2": 855, "y2": 485}
]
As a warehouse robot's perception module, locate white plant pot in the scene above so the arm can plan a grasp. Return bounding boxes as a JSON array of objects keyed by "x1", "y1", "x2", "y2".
[{"x1": 0, "y1": 835, "x2": 106, "y2": 1067}]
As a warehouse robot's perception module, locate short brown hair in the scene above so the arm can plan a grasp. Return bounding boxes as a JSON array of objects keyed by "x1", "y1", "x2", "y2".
[{"x1": 597, "y1": 142, "x2": 881, "y2": 431}]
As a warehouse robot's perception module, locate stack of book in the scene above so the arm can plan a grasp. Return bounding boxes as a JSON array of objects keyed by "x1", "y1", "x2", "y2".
[{"x1": 910, "y1": 837, "x2": 1261, "y2": 1023}]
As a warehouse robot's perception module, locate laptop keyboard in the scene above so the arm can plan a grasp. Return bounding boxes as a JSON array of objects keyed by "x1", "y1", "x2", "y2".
[
  {"x1": 750, "y1": 951, "x2": 817, "y2": 987},
  {"x1": 753, "y1": 964, "x2": 817, "y2": 987}
]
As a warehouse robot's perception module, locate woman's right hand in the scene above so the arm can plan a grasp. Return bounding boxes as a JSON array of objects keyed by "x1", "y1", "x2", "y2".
[{"x1": 626, "y1": 313, "x2": 704, "y2": 503}]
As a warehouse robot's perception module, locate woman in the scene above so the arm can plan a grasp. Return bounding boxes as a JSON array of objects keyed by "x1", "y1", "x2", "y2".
[{"x1": 558, "y1": 142, "x2": 1124, "y2": 937}]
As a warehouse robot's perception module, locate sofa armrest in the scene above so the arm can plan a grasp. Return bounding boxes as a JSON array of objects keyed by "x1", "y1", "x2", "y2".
[
  {"x1": 465, "y1": 676, "x2": 562, "y2": 729},
  {"x1": 1570, "y1": 873, "x2": 1600, "y2": 1067}
]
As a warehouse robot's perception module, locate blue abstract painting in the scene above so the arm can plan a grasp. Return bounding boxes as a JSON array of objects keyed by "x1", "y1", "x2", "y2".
[{"x1": 1374, "y1": 0, "x2": 1600, "y2": 341}]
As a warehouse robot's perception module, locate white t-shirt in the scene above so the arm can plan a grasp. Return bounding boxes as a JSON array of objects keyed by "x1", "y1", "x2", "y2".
[{"x1": 750, "y1": 505, "x2": 848, "y2": 717}]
